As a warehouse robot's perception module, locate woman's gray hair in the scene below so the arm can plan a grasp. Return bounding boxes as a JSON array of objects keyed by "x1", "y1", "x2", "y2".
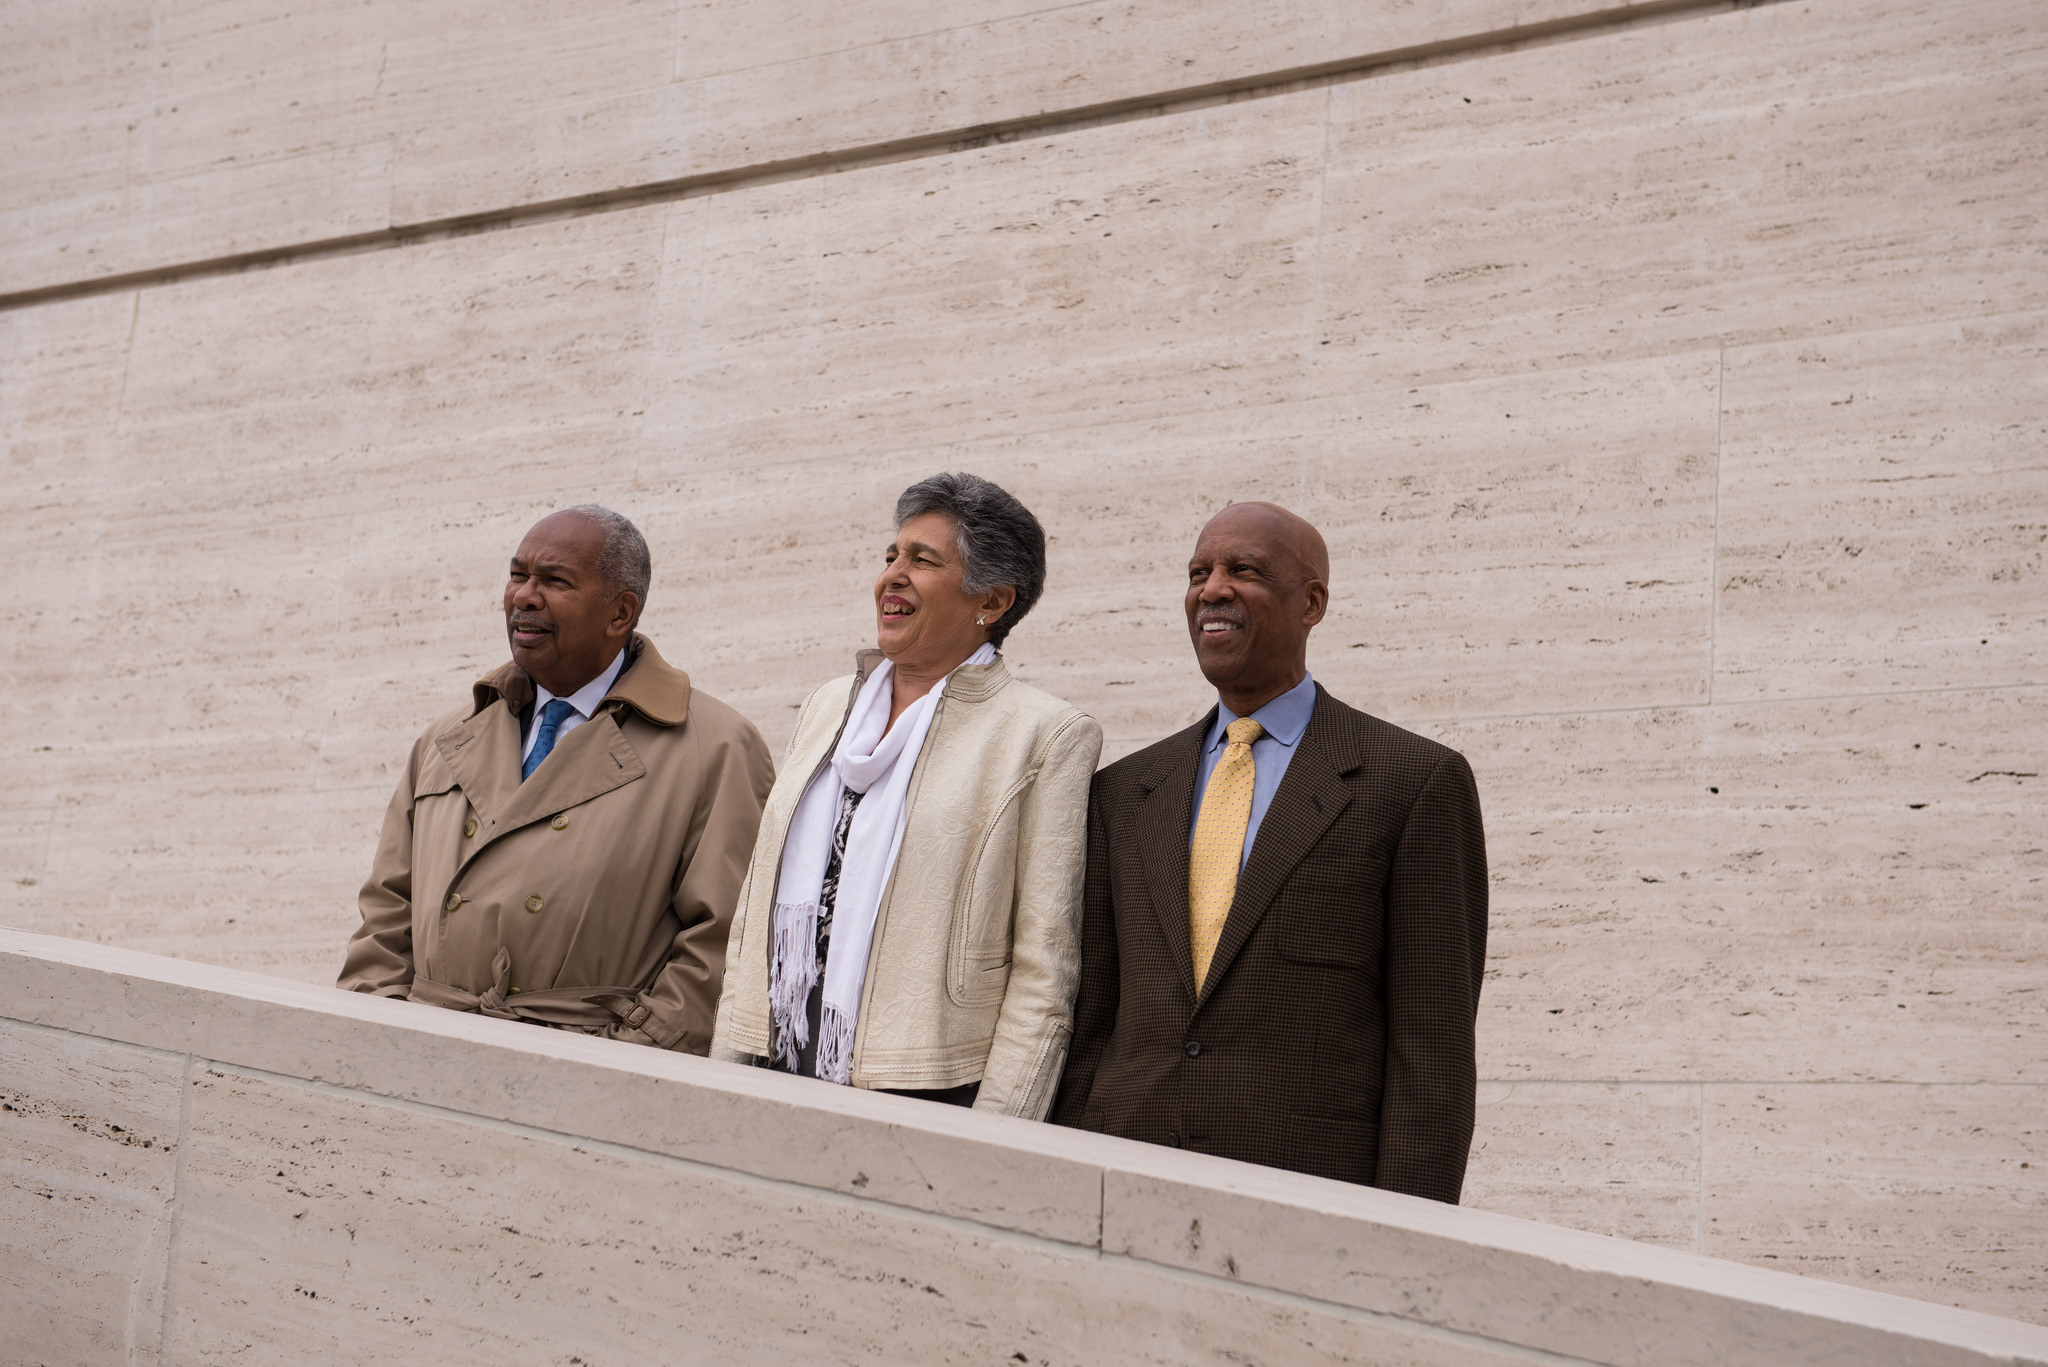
[
  {"x1": 562, "y1": 504, "x2": 652, "y2": 614},
  {"x1": 893, "y1": 473, "x2": 1046, "y2": 648}
]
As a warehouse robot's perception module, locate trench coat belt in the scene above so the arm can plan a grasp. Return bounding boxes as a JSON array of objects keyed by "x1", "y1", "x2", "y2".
[{"x1": 408, "y1": 946, "x2": 652, "y2": 1033}]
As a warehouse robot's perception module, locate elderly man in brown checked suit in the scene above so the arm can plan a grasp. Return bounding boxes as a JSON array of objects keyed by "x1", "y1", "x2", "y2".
[
  {"x1": 339, "y1": 505, "x2": 774, "y2": 1052},
  {"x1": 1051, "y1": 502, "x2": 1487, "y2": 1202}
]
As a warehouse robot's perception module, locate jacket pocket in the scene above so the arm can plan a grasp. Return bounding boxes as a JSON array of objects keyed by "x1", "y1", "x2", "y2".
[
  {"x1": 1274, "y1": 866, "x2": 1387, "y2": 969},
  {"x1": 946, "y1": 770, "x2": 1036, "y2": 1008}
]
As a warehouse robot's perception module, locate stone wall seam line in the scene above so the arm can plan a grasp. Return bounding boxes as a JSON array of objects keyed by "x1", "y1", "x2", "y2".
[
  {"x1": 0, "y1": 0, "x2": 1799, "y2": 315},
  {"x1": 1693, "y1": 1080, "x2": 1707, "y2": 1256},
  {"x1": 189, "y1": 1056, "x2": 1108, "y2": 1253},
  {"x1": 5, "y1": 1012, "x2": 198, "y2": 1063},
  {"x1": 1091, "y1": 1250, "x2": 1610, "y2": 1367},
  {"x1": 149, "y1": 1050, "x2": 197, "y2": 1367},
  {"x1": 1708, "y1": 346, "x2": 1726, "y2": 708}
]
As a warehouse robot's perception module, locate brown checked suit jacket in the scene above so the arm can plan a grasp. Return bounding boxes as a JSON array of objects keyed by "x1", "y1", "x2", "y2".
[{"x1": 1049, "y1": 684, "x2": 1487, "y2": 1203}]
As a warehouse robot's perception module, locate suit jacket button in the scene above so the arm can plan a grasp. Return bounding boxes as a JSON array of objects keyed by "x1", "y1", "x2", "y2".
[
  {"x1": 463, "y1": 818, "x2": 478, "y2": 838},
  {"x1": 443, "y1": 892, "x2": 462, "y2": 912},
  {"x1": 1184, "y1": 1040, "x2": 1202, "y2": 1058},
  {"x1": 524, "y1": 895, "x2": 544, "y2": 914},
  {"x1": 551, "y1": 815, "x2": 569, "y2": 831},
  {"x1": 1167, "y1": 1132, "x2": 1181, "y2": 1148}
]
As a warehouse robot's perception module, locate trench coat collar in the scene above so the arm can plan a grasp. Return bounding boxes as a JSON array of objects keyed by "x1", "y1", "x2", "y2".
[
  {"x1": 472, "y1": 632, "x2": 693, "y2": 729},
  {"x1": 440, "y1": 633, "x2": 684, "y2": 857}
]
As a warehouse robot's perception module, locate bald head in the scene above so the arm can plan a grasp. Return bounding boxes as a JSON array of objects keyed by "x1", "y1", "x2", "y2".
[
  {"x1": 1201, "y1": 501, "x2": 1330, "y2": 584},
  {"x1": 1185, "y1": 501, "x2": 1330, "y2": 715}
]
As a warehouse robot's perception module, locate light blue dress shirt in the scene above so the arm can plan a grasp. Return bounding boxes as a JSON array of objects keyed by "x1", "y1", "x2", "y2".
[
  {"x1": 521, "y1": 647, "x2": 628, "y2": 762},
  {"x1": 1188, "y1": 671, "x2": 1318, "y2": 869}
]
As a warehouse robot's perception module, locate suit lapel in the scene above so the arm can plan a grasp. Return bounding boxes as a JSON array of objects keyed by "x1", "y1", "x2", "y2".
[
  {"x1": 1199, "y1": 690, "x2": 1361, "y2": 1005},
  {"x1": 1134, "y1": 717, "x2": 1210, "y2": 1008}
]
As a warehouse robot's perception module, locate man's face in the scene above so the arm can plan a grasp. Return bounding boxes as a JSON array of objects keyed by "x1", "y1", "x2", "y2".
[
  {"x1": 503, "y1": 512, "x2": 635, "y2": 697},
  {"x1": 1184, "y1": 505, "x2": 1326, "y2": 708}
]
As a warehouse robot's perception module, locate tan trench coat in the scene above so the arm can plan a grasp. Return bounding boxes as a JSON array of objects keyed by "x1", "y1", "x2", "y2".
[
  {"x1": 712, "y1": 649, "x2": 1101, "y2": 1117},
  {"x1": 339, "y1": 635, "x2": 774, "y2": 1052}
]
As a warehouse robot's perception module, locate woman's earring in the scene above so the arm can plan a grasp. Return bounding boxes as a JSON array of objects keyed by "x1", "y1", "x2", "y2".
[{"x1": 976, "y1": 615, "x2": 987, "y2": 626}]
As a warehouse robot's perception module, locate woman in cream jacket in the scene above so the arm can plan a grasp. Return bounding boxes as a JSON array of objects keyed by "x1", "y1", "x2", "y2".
[{"x1": 712, "y1": 473, "x2": 1100, "y2": 1118}]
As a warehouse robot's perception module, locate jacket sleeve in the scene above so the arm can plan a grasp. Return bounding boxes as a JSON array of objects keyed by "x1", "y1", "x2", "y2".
[
  {"x1": 1374, "y1": 749, "x2": 1489, "y2": 1203},
  {"x1": 973, "y1": 710, "x2": 1103, "y2": 1119},
  {"x1": 710, "y1": 679, "x2": 838, "y2": 1065},
  {"x1": 1048, "y1": 777, "x2": 1117, "y2": 1128},
  {"x1": 706, "y1": 856, "x2": 762, "y2": 1065},
  {"x1": 337, "y1": 737, "x2": 425, "y2": 996},
  {"x1": 612, "y1": 711, "x2": 776, "y2": 1054}
]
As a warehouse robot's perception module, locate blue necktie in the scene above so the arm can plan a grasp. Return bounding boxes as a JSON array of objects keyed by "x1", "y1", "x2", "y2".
[{"x1": 522, "y1": 699, "x2": 576, "y2": 781}]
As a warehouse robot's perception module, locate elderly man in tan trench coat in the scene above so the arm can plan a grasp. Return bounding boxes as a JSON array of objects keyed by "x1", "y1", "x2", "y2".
[{"x1": 339, "y1": 505, "x2": 774, "y2": 1053}]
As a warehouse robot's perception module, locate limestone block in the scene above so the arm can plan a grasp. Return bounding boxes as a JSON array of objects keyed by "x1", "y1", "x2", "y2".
[
  {"x1": 1, "y1": 0, "x2": 1674, "y2": 293},
  {"x1": 631, "y1": 350, "x2": 1722, "y2": 755},
  {"x1": 1715, "y1": 311, "x2": 2048, "y2": 701},
  {"x1": 0, "y1": 291, "x2": 132, "y2": 556},
  {"x1": 1464, "y1": 1081, "x2": 1701, "y2": 1250},
  {"x1": 0, "y1": 935, "x2": 1112, "y2": 1244},
  {"x1": 8, "y1": 930, "x2": 2048, "y2": 1359},
  {"x1": 1312, "y1": 0, "x2": 2048, "y2": 391},
  {"x1": 0, "y1": 1019, "x2": 181, "y2": 1367},
  {"x1": 391, "y1": 0, "x2": 1607, "y2": 227},
  {"x1": 639, "y1": 89, "x2": 1330, "y2": 481},
  {"x1": 1099, "y1": 1153, "x2": 2048, "y2": 1366},
  {"x1": 1702, "y1": 1083, "x2": 2048, "y2": 1324},
  {"x1": 0, "y1": 0, "x2": 151, "y2": 290},
  {"x1": 108, "y1": 207, "x2": 663, "y2": 545},
  {"x1": 1462, "y1": 689, "x2": 2047, "y2": 1083},
  {"x1": 159, "y1": 1065, "x2": 1520, "y2": 1366}
]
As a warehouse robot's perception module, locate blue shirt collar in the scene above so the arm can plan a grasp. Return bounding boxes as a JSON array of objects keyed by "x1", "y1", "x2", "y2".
[{"x1": 1205, "y1": 672, "x2": 1317, "y2": 753}]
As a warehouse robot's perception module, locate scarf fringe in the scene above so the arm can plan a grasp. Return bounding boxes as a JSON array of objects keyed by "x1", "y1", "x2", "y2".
[
  {"x1": 815, "y1": 1001, "x2": 858, "y2": 1086},
  {"x1": 768, "y1": 900, "x2": 821, "y2": 1072}
]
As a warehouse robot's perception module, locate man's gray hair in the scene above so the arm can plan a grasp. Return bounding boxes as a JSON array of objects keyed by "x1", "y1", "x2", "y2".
[
  {"x1": 893, "y1": 473, "x2": 1046, "y2": 648},
  {"x1": 562, "y1": 504, "x2": 652, "y2": 612}
]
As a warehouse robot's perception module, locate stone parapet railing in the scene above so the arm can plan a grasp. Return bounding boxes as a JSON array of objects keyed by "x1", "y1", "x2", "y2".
[{"x1": 3, "y1": 925, "x2": 2044, "y2": 1366}]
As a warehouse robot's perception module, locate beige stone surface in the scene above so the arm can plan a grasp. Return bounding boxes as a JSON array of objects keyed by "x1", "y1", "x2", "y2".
[
  {"x1": 1703, "y1": 1083, "x2": 2048, "y2": 1324},
  {"x1": 7, "y1": 931, "x2": 2046, "y2": 1366},
  {"x1": 1, "y1": 0, "x2": 2044, "y2": 1332},
  {"x1": 1716, "y1": 312, "x2": 2048, "y2": 701},
  {"x1": 1310, "y1": 0, "x2": 2048, "y2": 389},
  {"x1": 1463, "y1": 689, "x2": 2048, "y2": 1085},
  {"x1": 161, "y1": 1066, "x2": 1523, "y2": 1366},
  {"x1": 1463, "y1": 1081, "x2": 1703, "y2": 1250},
  {"x1": 0, "y1": 1019, "x2": 181, "y2": 1367},
  {"x1": 0, "y1": 0, "x2": 1638, "y2": 293}
]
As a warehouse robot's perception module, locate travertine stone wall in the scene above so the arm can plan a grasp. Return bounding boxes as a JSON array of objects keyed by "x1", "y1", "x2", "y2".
[
  {"x1": 6, "y1": 931, "x2": 2047, "y2": 1366},
  {"x1": 2, "y1": 0, "x2": 2043, "y2": 1325}
]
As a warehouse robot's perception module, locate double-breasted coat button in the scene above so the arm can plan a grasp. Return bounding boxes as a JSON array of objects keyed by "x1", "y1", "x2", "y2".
[
  {"x1": 524, "y1": 895, "x2": 544, "y2": 914},
  {"x1": 551, "y1": 815, "x2": 570, "y2": 831},
  {"x1": 463, "y1": 818, "x2": 478, "y2": 838},
  {"x1": 443, "y1": 892, "x2": 462, "y2": 912}
]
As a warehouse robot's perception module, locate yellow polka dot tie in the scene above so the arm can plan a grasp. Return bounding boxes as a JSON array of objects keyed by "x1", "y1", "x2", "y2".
[{"x1": 1189, "y1": 717, "x2": 1264, "y2": 991}]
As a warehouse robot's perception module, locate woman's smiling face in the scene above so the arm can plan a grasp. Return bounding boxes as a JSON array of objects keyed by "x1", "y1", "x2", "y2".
[{"x1": 874, "y1": 511, "x2": 990, "y2": 673}]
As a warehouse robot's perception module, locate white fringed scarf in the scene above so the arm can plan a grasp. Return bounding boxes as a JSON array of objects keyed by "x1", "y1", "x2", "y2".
[{"x1": 769, "y1": 643, "x2": 995, "y2": 1083}]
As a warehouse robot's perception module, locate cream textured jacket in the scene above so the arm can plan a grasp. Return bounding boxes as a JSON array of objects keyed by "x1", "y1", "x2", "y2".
[{"x1": 712, "y1": 649, "x2": 1101, "y2": 1118}]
